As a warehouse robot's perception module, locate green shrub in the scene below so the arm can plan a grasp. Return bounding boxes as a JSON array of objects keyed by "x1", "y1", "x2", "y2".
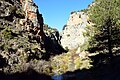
[{"x1": 2, "y1": 27, "x2": 13, "y2": 39}]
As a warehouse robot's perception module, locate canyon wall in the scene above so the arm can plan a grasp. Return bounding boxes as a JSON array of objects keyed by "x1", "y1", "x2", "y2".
[{"x1": 61, "y1": 11, "x2": 92, "y2": 50}]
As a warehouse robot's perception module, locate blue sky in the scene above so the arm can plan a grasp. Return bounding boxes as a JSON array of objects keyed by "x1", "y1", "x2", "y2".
[{"x1": 33, "y1": 0, "x2": 93, "y2": 31}]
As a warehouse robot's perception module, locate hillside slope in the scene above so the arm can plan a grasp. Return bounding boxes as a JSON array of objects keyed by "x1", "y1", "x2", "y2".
[{"x1": 0, "y1": 0, "x2": 65, "y2": 74}]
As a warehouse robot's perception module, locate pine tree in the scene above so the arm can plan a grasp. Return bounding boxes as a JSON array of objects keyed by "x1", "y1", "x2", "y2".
[{"x1": 87, "y1": 0, "x2": 120, "y2": 58}]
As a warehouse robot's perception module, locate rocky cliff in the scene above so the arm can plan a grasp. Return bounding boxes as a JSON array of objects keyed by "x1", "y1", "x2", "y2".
[
  {"x1": 61, "y1": 11, "x2": 93, "y2": 50},
  {"x1": 0, "y1": 0, "x2": 65, "y2": 74}
]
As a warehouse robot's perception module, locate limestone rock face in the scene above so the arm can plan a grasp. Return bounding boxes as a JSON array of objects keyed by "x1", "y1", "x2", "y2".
[
  {"x1": 67, "y1": 11, "x2": 88, "y2": 26},
  {"x1": 0, "y1": 0, "x2": 66, "y2": 74},
  {"x1": 43, "y1": 24, "x2": 66, "y2": 57},
  {"x1": 61, "y1": 11, "x2": 90, "y2": 50},
  {"x1": 0, "y1": 0, "x2": 48, "y2": 73}
]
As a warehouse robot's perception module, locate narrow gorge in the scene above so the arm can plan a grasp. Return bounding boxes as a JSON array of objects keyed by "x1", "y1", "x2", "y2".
[{"x1": 1, "y1": 0, "x2": 120, "y2": 80}]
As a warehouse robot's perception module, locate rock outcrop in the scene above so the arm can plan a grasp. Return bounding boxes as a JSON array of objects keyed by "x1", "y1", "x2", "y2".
[
  {"x1": 42, "y1": 24, "x2": 66, "y2": 59},
  {"x1": 0, "y1": 0, "x2": 65, "y2": 74},
  {"x1": 61, "y1": 11, "x2": 93, "y2": 50},
  {"x1": 0, "y1": 0, "x2": 45, "y2": 73}
]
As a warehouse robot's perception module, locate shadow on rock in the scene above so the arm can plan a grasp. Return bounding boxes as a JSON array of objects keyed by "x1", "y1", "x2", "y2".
[{"x1": 42, "y1": 35, "x2": 67, "y2": 60}]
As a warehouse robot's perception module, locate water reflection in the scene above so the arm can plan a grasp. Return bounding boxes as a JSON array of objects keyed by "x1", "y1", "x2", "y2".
[{"x1": 52, "y1": 75, "x2": 63, "y2": 80}]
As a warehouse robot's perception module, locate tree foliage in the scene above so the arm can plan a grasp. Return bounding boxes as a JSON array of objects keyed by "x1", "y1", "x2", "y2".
[{"x1": 87, "y1": 0, "x2": 120, "y2": 57}]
